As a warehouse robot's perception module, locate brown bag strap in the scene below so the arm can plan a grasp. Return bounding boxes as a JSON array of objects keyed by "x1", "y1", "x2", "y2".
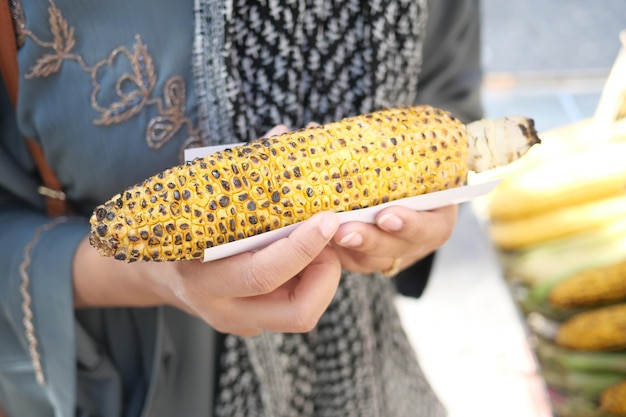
[
  {"x1": 0, "y1": 1, "x2": 71, "y2": 217},
  {"x1": 0, "y1": 0, "x2": 18, "y2": 106}
]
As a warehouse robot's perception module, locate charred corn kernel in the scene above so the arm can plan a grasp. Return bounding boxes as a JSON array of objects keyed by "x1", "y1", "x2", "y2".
[
  {"x1": 600, "y1": 380, "x2": 626, "y2": 415},
  {"x1": 90, "y1": 105, "x2": 540, "y2": 262},
  {"x1": 489, "y1": 195, "x2": 626, "y2": 251},
  {"x1": 556, "y1": 303, "x2": 626, "y2": 351},
  {"x1": 487, "y1": 142, "x2": 626, "y2": 222},
  {"x1": 549, "y1": 258, "x2": 626, "y2": 309}
]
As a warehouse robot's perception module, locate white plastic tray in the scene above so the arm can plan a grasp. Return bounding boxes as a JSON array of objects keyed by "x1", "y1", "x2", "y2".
[{"x1": 185, "y1": 145, "x2": 501, "y2": 262}]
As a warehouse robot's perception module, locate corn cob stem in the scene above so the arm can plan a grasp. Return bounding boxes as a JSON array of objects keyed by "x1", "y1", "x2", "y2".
[
  {"x1": 466, "y1": 115, "x2": 540, "y2": 172},
  {"x1": 90, "y1": 105, "x2": 539, "y2": 262}
]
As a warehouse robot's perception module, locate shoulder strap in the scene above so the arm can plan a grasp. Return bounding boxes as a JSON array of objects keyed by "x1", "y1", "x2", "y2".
[{"x1": 0, "y1": 1, "x2": 71, "y2": 217}]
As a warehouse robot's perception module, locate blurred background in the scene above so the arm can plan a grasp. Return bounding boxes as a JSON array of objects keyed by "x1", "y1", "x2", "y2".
[
  {"x1": 397, "y1": 1, "x2": 626, "y2": 417},
  {"x1": 481, "y1": 0, "x2": 625, "y2": 132}
]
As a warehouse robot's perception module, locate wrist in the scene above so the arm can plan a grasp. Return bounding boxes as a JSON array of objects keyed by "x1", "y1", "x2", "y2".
[{"x1": 72, "y1": 236, "x2": 169, "y2": 308}]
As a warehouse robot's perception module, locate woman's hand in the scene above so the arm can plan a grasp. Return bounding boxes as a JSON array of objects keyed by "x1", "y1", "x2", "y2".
[
  {"x1": 257, "y1": 123, "x2": 458, "y2": 277},
  {"x1": 331, "y1": 204, "x2": 458, "y2": 276},
  {"x1": 73, "y1": 211, "x2": 342, "y2": 337},
  {"x1": 73, "y1": 123, "x2": 457, "y2": 337}
]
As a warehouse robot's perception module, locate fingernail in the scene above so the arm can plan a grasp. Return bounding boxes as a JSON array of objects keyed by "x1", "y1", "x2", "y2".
[
  {"x1": 378, "y1": 213, "x2": 403, "y2": 232},
  {"x1": 338, "y1": 231, "x2": 363, "y2": 248},
  {"x1": 319, "y1": 214, "x2": 339, "y2": 239}
]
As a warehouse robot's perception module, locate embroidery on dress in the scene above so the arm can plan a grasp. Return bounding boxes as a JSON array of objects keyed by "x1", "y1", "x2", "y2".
[
  {"x1": 19, "y1": 216, "x2": 70, "y2": 386},
  {"x1": 22, "y1": 0, "x2": 202, "y2": 157}
]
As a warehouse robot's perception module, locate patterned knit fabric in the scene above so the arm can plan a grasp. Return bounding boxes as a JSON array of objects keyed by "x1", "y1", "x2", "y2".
[
  {"x1": 194, "y1": 0, "x2": 429, "y2": 145},
  {"x1": 193, "y1": 1, "x2": 446, "y2": 416},
  {"x1": 214, "y1": 273, "x2": 446, "y2": 417}
]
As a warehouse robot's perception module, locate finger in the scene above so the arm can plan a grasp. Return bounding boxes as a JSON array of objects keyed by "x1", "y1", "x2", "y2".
[
  {"x1": 304, "y1": 121, "x2": 320, "y2": 128},
  {"x1": 331, "y1": 205, "x2": 458, "y2": 274},
  {"x1": 330, "y1": 243, "x2": 392, "y2": 274},
  {"x1": 377, "y1": 204, "x2": 458, "y2": 245},
  {"x1": 200, "y1": 211, "x2": 340, "y2": 298},
  {"x1": 232, "y1": 245, "x2": 341, "y2": 333},
  {"x1": 261, "y1": 124, "x2": 290, "y2": 138},
  {"x1": 243, "y1": 211, "x2": 339, "y2": 293},
  {"x1": 334, "y1": 205, "x2": 458, "y2": 254}
]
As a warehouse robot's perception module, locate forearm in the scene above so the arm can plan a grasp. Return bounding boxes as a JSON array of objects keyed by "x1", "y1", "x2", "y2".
[{"x1": 72, "y1": 236, "x2": 173, "y2": 308}]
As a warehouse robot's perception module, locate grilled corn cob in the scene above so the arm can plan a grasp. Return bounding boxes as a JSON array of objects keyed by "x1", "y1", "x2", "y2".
[
  {"x1": 556, "y1": 303, "x2": 626, "y2": 351},
  {"x1": 489, "y1": 195, "x2": 626, "y2": 251},
  {"x1": 549, "y1": 258, "x2": 626, "y2": 309},
  {"x1": 600, "y1": 380, "x2": 626, "y2": 415},
  {"x1": 90, "y1": 105, "x2": 540, "y2": 262},
  {"x1": 487, "y1": 142, "x2": 626, "y2": 222}
]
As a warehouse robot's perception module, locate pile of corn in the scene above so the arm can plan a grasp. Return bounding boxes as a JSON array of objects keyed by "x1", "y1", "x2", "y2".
[{"x1": 484, "y1": 136, "x2": 626, "y2": 417}]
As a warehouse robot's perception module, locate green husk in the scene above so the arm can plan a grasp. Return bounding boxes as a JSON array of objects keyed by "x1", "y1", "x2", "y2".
[
  {"x1": 505, "y1": 218, "x2": 626, "y2": 308},
  {"x1": 536, "y1": 340, "x2": 626, "y2": 374},
  {"x1": 542, "y1": 368, "x2": 625, "y2": 399}
]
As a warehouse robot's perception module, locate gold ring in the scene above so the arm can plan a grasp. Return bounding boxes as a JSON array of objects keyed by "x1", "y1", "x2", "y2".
[{"x1": 381, "y1": 258, "x2": 401, "y2": 278}]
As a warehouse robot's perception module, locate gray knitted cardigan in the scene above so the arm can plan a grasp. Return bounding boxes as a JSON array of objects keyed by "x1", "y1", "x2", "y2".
[{"x1": 191, "y1": 0, "x2": 482, "y2": 416}]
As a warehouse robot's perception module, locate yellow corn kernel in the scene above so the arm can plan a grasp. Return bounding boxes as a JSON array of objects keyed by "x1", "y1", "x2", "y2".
[{"x1": 90, "y1": 105, "x2": 539, "y2": 262}]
